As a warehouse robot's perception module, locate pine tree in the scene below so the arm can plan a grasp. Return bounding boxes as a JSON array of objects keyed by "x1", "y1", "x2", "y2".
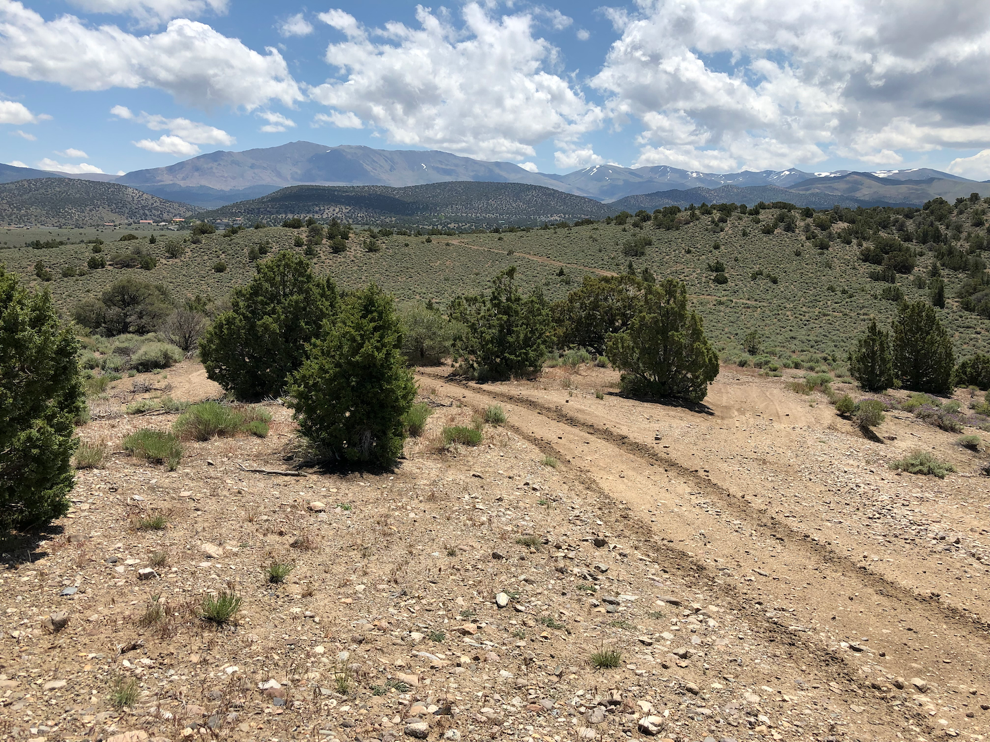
[
  {"x1": 848, "y1": 318, "x2": 894, "y2": 392},
  {"x1": 892, "y1": 300, "x2": 955, "y2": 394},
  {"x1": 606, "y1": 278, "x2": 719, "y2": 403},
  {"x1": 289, "y1": 285, "x2": 415, "y2": 468},
  {"x1": 0, "y1": 267, "x2": 84, "y2": 531}
]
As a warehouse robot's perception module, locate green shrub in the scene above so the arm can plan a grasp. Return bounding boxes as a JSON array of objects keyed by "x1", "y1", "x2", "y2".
[
  {"x1": 958, "y1": 435, "x2": 982, "y2": 451},
  {"x1": 173, "y1": 402, "x2": 270, "y2": 441},
  {"x1": 109, "y1": 676, "x2": 139, "y2": 708},
  {"x1": 0, "y1": 267, "x2": 84, "y2": 531},
  {"x1": 590, "y1": 648, "x2": 622, "y2": 669},
  {"x1": 399, "y1": 303, "x2": 460, "y2": 366},
  {"x1": 483, "y1": 405, "x2": 507, "y2": 425},
  {"x1": 900, "y1": 392, "x2": 940, "y2": 413},
  {"x1": 891, "y1": 451, "x2": 955, "y2": 478},
  {"x1": 267, "y1": 561, "x2": 295, "y2": 584},
  {"x1": 123, "y1": 429, "x2": 183, "y2": 471},
  {"x1": 74, "y1": 440, "x2": 107, "y2": 469},
  {"x1": 213, "y1": 261, "x2": 227, "y2": 273},
  {"x1": 554, "y1": 275, "x2": 646, "y2": 356},
  {"x1": 955, "y1": 354, "x2": 990, "y2": 390},
  {"x1": 854, "y1": 399, "x2": 886, "y2": 428},
  {"x1": 130, "y1": 342, "x2": 183, "y2": 372},
  {"x1": 200, "y1": 251, "x2": 339, "y2": 400},
  {"x1": 442, "y1": 426, "x2": 483, "y2": 447},
  {"x1": 201, "y1": 590, "x2": 241, "y2": 624},
  {"x1": 289, "y1": 284, "x2": 415, "y2": 468},
  {"x1": 136, "y1": 513, "x2": 168, "y2": 531},
  {"x1": 606, "y1": 279, "x2": 719, "y2": 403},
  {"x1": 126, "y1": 397, "x2": 186, "y2": 415},
  {"x1": 402, "y1": 402, "x2": 432, "y2": 437},
  {"x1": 73, "y1": 277, "x2": 173, "y2": 337},
  {"x1": 834, "y1": 394, "x2": 856, "y2": 416}
]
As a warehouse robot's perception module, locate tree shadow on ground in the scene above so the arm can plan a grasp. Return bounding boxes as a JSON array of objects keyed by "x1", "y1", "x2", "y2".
[
  {"x1": 0, "y1": 523, "x2": 63, "y2": 569},
  {"x1": 604, "y1": 390, "x2": 715, "y2": 416}
]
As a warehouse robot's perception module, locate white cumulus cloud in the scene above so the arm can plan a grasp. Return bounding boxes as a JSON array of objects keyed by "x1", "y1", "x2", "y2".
[
  {"x1": 134, "y1": 135, "x2": 200, "y2": 156},
  {"x1": 55, "y1": 148, "x2": 89, "y2": 158},
  {"x1": 8, "y1": 160, "x2": 28, "y2": 167},
  {"x1": 278, "y1": 12, "x2": 313, "y2": 37},
  {"x1": 257, "y1": 110, "x2": 296, "y2": 133},
  {"x1": 0, "y1": 3, "x2": 303, "y2": 111},
  {"x1": 67, "y1": 0, "x2": 228, "y2": 27},
  {"x1": 312, "y1": 111, "x2": 363, "y2": 129},
  {"x1": 37, "y1": 157, "x2": 104, "y2": 174},
  {"x1": 949, "y1": 150, "x2": 990, "y2": 181},
  {"x1": 309, "y1": 3, "x2": 602, "y2": 162},
  {"x1": 11, "y1": 130, "x2": 35, "y2": 140},
  {"x1": 0, "y1": 99, "x2": 47, "y2": 125},
  {"x1": 592, "y1": 0, "x2": 990, "y2": 172},
  {"x1": 519, "y1": 161, "x2": 539, "y2": 173},
  {"x1": 554, "y1": 145, "x2": 604, "y2": 170}
]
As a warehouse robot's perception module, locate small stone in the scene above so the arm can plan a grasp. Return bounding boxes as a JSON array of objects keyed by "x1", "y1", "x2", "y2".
[
  {"x1": 138, "y1": 568, "x2": 157, "y2": 580},
  {"x1": 60, "y1": 587, "x2": 77, "y2": 597},
  {"x1": 587, "y1": 706, "x2": 606, "y2": 724},
  {"x1": 672, "y1": 647, "x2": 690, "y2": 659},
  {"x1": 107, "y1": 733, "x2": 150, "y2": 742},
  {"x1": 43, "y1": 680, "x2": 67, "y2": 690},
  {"x1": 395, "y1": 672, "x2": 420, "y2": 687},
  {"x1": 495, "y1": 592, "x2": 509, "y2": 609},
  {"x1": 443, "y1": 731, "x2": 461, "y2": 741},
  {"x1": 594, "y1": 563, "x2": 609, "y2": 573},
  {"x1": 685, "y1": 683, "x2": 700, "y2": 695},
  {"x1": 43, "y1": 611, "x2": 69, "y2": 633},
  {"x1": 200, "y1": 543, "x2": 223, "y2": 559},
  {"x1": 491, "y1": 551, "x2": 505, "y2": 560},
  {"x1": 308, "y1": 501, "x2": 326, "y2": 512},
  {"x1": 892, "y1": 677, "x2": 906, "y2": 690},
  {"x1": 910, "y1": 678, "x2": 929, "y2": 693},
  {"x1": 638, "y1": 716, "x2": 665, "y2": 736},
  {"x1": 404, "y1": 722, "x2": 429, "y2": 739},
  {"x1": 455, "y1": 623, "x2": 478, "y2": 636},
  {"x1": 592, "y1": 537, "x2": 607, "y2": 547},
  {"x1": 638, "y1": 636, "x2": 654, "y2": 646},
  {"x1": 272, "y1": 697, "x2": 286, "y2": 707}
]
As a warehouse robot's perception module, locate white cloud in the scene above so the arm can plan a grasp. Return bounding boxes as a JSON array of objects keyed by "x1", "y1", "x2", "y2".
[
  {"x1": 949, "y1": 150, "x2": 990, "y2": 181},
  {"x1": 278, "y1": 12, "x2": 313, "y2": 38},
  {"x1": 309, "y1": 3, "x2": 602, "y2": 162},
  {"x1": 134, "y1": 135, "x2": 200, "y2": 156},
  {"x1": 592, "y1": 0, "x2": 990, "y2": 172},
  {"x1": 0, "y1": 3, "x2": 303, "y2": 111},
  {"x1": 11, "y1": 129, "x2": 35, "y2": 140},
  {"x1": 0, "y1": 99, "x2": 47, "y2": 125},
  {"x1": 37, "y1": 157, "x2": 104, "y2": 174},
  {"x1": 576, "y1": 29, "x2": 589, "y2": 41},
  {"x1": 111, "y1": 106, "x2": 233, "y2": 146},
  {"x1": 554, "y1": 145, "x2": 604, "y2": 170},
  {"x1": 534, "y1": 8, "x2": 572, "y2": 31},
  {"x1": 8, "y1": 160, "x2": 28, "y2": 167},
  {"x1": 312, "y1": 111, "x2": 363, "y2": 129},
  {"x1": 67, "y1": 0, "x2": 228, "y2": 27},
  {"x1": 257, "y1": 110, "x2": 296, "y2": 133},
  {"x1": 519, "y1": 161, "x2": 539, "y2": 173},
  {"x1": 55, "y1": 148, "x2": 88, "y2": 158}
]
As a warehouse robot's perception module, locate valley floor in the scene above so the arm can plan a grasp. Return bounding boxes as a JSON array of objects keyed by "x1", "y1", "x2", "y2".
[{"x1": 2, "y1": 362, "x2": 990, "y2": 742}]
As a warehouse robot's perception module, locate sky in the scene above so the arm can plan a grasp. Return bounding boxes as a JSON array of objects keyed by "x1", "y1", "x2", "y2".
[{"x1": 2, "y1": 0, "x2": 990, "y2": 180}]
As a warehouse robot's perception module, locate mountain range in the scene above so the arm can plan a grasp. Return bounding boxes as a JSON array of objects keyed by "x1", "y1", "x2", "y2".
[{"x1": 5, "y1": 141, "x2": 988, "y2": 210}]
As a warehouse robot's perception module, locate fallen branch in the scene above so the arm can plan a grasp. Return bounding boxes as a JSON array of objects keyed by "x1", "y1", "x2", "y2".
[{"x1": 237, "y1": 462, "x2": 307, "y2": 477}]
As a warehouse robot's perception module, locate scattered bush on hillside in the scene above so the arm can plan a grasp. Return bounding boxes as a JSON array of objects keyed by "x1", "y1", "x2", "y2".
[
  {"x1": 606, "y1": 278, "x2": 719, "y2": 404},
  {"x1": 289, "y1": 284, "x2": 415, "y2": 468},
  {"x1": 0, "y1": 266, "x2": 84, "y2": 531},
  {"x1": 849, "y1": 318, "x2": 894, "y2": 392},
  {"x1": 130, "y1": 342, "x2": 183, "y2": 372},
  {"x1": 399, "y1": 303, "x2": 460, "y2": 366},
  {"x1": 854, "y1": 399, "x2": 886, "y2": 429},
  {"x1": 199, "y1": 251, "x2": 338, "y2": 400},
  {"x1": 450, "y1": 267, "x2": 552, "y2": 381},
  {"x1": 173, "y1": 402, "x2": 270, "y2": 441},
  {"x1": 123, "y1": 429, "x2": 182, "y2": 471},
  {"x1": 73, "y1": 277, "x2": 173, "y2": 336},
  {"x1": 553, "y1": 274, "x2": 647, "y2": 356},
  {"x1": 892, "y1": 300, "x2": 954, "y2": 394},
  {"x1": 891, "y1": 451, "x2": 955, "y2": 478},
  {"x1": 955, "y1": 354, "x2": 990, "y2": 390},
  {"x1": 160, "y1": 309, "x2": 207, "y2": 352}
]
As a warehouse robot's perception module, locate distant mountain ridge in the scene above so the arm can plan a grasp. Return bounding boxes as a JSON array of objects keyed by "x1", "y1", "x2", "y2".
[
  {"x1": 2, "y1": 142, "x2": 987, "y2": 212},
  {"x1": 0, "y1": 179, "x2": 193, "y2": 226}
]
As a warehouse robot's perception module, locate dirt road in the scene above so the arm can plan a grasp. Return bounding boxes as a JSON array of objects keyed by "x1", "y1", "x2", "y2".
[{"x1": 420, "y1": 368, "x2": 990, "y2": 738}]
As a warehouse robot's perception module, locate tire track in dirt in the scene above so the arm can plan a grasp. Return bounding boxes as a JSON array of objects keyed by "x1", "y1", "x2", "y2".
[{"x1": 420, "y1": 372, "x2": 990, "y2": 735}]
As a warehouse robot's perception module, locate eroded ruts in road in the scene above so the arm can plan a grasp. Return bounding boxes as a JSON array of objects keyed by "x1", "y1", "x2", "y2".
[{"x1": 419, "y1": 372, "x2": 990, "y2": 736}]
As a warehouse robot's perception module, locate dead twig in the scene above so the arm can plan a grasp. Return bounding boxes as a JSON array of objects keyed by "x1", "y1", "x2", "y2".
[{"x1": 236, "y1": 462, "x2": 307, "y2": 477}]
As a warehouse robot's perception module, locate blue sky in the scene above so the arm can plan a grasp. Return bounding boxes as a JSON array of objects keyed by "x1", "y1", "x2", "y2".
[{"x1": 2, "y1": 0, "x2": 990, "y2": 179}]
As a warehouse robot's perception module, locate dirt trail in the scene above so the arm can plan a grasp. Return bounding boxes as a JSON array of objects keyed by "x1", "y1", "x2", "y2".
[{"x1": 420, "y1": 370, "x2": 990, "y2": 736}]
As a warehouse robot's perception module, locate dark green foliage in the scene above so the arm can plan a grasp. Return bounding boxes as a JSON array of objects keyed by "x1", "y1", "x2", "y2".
[
  {"x1": 173, "y1": 402, "x2": 271, "y2": 441},
  {"x1": 743, "y1": 330, "x2": 761, "y2": 355},
  {"x1": 554, "y1": 274, "x2": 647, "y2": 356},
  {"x1": 955, "y1": 354, "x2": 990, "y2": 390},
  {"x1": 289, "y1": 284, "x2": 415, "y2": 468},
  {"x1": 713, "y1": 272, "x2": 729, "y2": 285},
  {"x1": 109, "y1": 249, "x2": 156, "y2": 270},
  {"x1": 0, "y1": 267, "x2": 84, "y2": 531},
  {"x1": 282, "y1": 217, "x2": 303, "y2": 229},
  {"x1": 87, "y1": 254, "x2": 105, "y2": 269},
  {"x1": 213, "y1": 261, "x2": 227, "y2": 273},
  {"x1": 621, "y1": 234, "x2": 652, "y2": 257},
  {"x1": 849, "y1": 319, "x2": 894, "y2": 392},
  {"x1": 892, "y1": 300, "x2": 955, "y2": 394},
  {"x1": 118, "y1": 233, "x2": 139, "y2": 242},
  {"x1": 450, "y1": 267, "x2": 552, "y2": 381},
  {"x1": 199, "y1": 251, "x2": 338, "y2": 400},
  {"x1": 930, "y1": 277, "x2": 945, "y2": 308},
  {"x1": 834, "y1": 394, "x2": 856, "y2": 416},
  {"x1": 73, "y1": 276, "x2": 173, "y2": 336},
  {"x1": 402, "y1": 402, "x2": 432, "y2": 437},
  {"x1": 854, "y1": 399, "x2": 886, "y2": 428},
  {"x1": 191, "y1": 222, "x2": 216, "y2": 237},
  {"x1": 606, "y1": 278, "x2": 719, "y2": 403},
  {"x1": 399, "y1": 303, "x2": 459, "y2": 366},
  {"x1": 34, "y1": 259, "x2": 52, "y2": 281}
]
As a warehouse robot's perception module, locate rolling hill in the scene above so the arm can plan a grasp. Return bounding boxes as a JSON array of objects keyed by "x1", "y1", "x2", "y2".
[
  {"x1": 0, "y1": 179, "x2": 193, "y2": 226},
  {"x1": 0, "y1": 163, "x2": 68, "y2": 184},
  {"x1": 199, "y1": 181, "x2": 614, "y2": 227},
  {"x1": 787, "y1": 172, "x2": 990, "y2": 204},
  {"x1": 608, "y1": 184, "x2": 880, "y2": 212}
]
